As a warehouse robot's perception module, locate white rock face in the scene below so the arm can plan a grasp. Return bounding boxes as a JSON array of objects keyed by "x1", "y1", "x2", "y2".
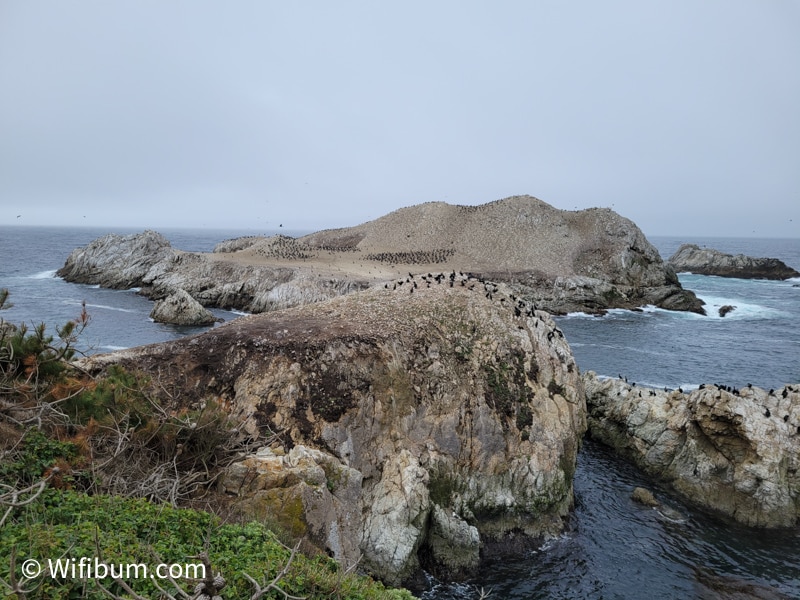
[{"x1": 585, "y1": 372, "x2": 800, "y2": 527}]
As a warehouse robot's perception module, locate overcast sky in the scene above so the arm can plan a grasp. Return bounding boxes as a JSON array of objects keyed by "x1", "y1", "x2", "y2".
[{"x1": 1, "y1": 1, "x2": 798, "y2": 238}]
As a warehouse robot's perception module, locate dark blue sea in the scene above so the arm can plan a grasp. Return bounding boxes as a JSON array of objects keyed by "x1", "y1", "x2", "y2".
[{"x1": 1, "y1": 227, "x2": 799, "y2": 598}]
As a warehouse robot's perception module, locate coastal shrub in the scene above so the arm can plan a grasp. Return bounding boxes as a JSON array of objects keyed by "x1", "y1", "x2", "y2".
[
  {"x1": 0, "y1": 429, "x2": 79, "y2": 486},
  {"x1": 0, "y1": 290, "x2": 88, "y2": 383},
  {"x1": 0, "y1": 489, "x2": 414, "y2": 599}
]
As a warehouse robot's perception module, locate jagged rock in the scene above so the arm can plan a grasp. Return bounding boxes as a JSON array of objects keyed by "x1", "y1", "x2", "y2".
[
  {"x1": 584, "y1": 372, "x2": 800, "y2": 527},
  {"x1": 149, "y1": 289, "x2": 218, "y2": 326},
  {"x1": 58, "y1": 196, "x2": 705, "y2": 316},
  {"x1": 718, "y1": 304, "x2": 736, "y2": 317},
  {"x1": 79, "y1": 281, "x2": 586, "y2": 585},
  {"x1": 668, "y1": 244, "x2": 800, "y2": 280},
  {"x1": 424, "y1": 503, "x2": 480, "y2": 577},
  {"x1": 56, "y1": 230, "x2": 176, "y2": 289}
]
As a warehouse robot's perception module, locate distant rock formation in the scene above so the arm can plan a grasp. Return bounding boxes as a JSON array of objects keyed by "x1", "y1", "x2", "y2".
[
  {"x1": 149, "y1": 288, "x2": 218, "y2": 326},
  {"x1": 57, "y1": 196, "x2": 705, "y2": 316},
  {"x1": 298, "y1": 196, "x2": 704, "y2": 314},
  {"x1": 584, "y1": 372, "x2": 800, "y2": 528},
  {"x1": 78, "y1": 281, "x2": 587, "y2": 585},
  {"x1": 667, "y1": 244, "x2": 800, "y2": 280}
]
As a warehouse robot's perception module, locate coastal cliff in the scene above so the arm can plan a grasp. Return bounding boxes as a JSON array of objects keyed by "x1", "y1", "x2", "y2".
[
  {"x1": 667, "y1": 244, "x2": 800, "y2": 280},
  {"x1": 56, "y1": 196, "x2": 705, "y2": 316},
  {"x1": 584, "y1": 372, "x2": 800, "y2": 527},
  {"x1": 79, "y1": 279, "x2": 587, "y2": 585}
]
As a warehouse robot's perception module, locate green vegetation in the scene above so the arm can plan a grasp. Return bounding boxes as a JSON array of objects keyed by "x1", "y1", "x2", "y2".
[
  {"x1": 0, "y1": 490, "x2": 412, "y2": 599},
  {"x1": 0, "y1": 290, "x2": 415, "y2": 599}
]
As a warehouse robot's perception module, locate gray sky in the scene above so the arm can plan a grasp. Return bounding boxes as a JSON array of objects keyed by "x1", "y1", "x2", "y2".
[{"x1": 1, "y1": 1, "x2": 798, "y2": 237}]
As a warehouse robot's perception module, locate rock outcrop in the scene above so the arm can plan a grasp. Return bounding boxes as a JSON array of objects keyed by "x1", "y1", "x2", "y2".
[
  {"x1": 584, "y1": 372, "x2": 800, "y2": 527},
  {"x1": 57, "y1": 231, "x2": 370, "y2": 313},
  {"x1": 57, "y1": 196, "x2": 705, "y2": 316},
  {"x1": 668, "y1": 244, "x2": 800, "y2": 280},
  {"x1": 149, "y1": 289, "x2": 219, "y2": 326},
  {"x1": 79, "y1": 280, "x2": 587, "y2": 585}
]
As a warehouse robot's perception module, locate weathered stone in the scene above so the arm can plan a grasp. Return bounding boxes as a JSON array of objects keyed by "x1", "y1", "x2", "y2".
[
  {"x1": 220, "y1": 445, "x2": 363, "y2": 568},
  {"x1": 56, "y1": 230, "x2": 175, "y2": 289},
  {"x1": 584, "y1": 372, "x2": 800, "y2": 527},
  {"x1": 80, "y1": 281, "x2": 587, "y2": 585},
  {"x1": 425, "y1": 504, "x2": 480, "y2": 577},
  {"x1": 668, "y1": 244, "x2": 800, "y2": 280},
  {"x1": 149, "y1": 289, "x2": 218, "y2": 326},
  {"x1": 718, "y1": 305, "x2": 736, "y2": 317}
]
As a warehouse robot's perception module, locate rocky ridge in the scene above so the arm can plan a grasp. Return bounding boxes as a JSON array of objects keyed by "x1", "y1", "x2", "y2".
[
  {"x1": 584, "y1": 372, "x2": 800, "y2": 527},
  {"x1": 78, "y1": 278, "x2": 587, "y2": 585},
  {"x1": 56, "y1": 196, "x2": 705, "y2": 316},
  {"x1": 668, "y1": 244, "x2": 800, "y2": 280}
]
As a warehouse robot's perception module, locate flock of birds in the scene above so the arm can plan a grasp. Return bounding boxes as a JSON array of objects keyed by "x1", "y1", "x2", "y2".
[
  {"x1": 614, "y1": 375, "x2": 799, "y2": 434},
  {"x1": 381, "y1": 270, "x2": 568, "y2": 344}
]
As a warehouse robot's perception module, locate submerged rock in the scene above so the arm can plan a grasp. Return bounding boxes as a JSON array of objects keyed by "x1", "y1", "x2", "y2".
[
  {"x1": 668, "y1": 244, "x2": 800, "y2": 280},
  {"x1": 584, "y1": 372, "x2": 800, "y2": 527},
  {"x1": 80, "y1": 281, "x2": 587, "y2": 585},
  {"x1": 631, "y1": 487, "x2": 659, "y2": 507}
]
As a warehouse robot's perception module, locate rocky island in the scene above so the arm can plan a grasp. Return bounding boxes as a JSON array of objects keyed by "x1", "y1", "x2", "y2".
[
  {"x1": 57, "y1": 195, "x2": 705, "y2": 318},
  {"x1": 667, "y1": 243, "x2": 800, "y2": 280},
  {"x1": 79, "y1": 278, "x2": 586, "y2": 585}
]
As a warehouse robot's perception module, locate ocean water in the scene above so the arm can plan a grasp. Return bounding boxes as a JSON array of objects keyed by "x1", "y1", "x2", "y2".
[{"x1": 1, "y1": 227, "x2": 799, "y2": 598}]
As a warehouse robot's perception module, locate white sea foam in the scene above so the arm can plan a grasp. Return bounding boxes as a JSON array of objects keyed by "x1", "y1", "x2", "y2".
[
  {"x1": 28, "y1": 269, "x2": 57, "y2": 279},
  {"x1": 692, "y1": 294, "x2": 786, "y2": 320},
  {"x1": 99, "y1": 345, "x2": 128, "y2": 351},
  {"x1": 63, "y1": 300, "x2": 139, "y2": 314}
]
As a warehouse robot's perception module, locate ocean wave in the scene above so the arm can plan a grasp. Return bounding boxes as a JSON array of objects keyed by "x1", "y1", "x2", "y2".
[
  {"x1": 63, "y1": 300, "x2": 140, "y2": 314},
  {"x1": 98, "y1": 345, "x2": 128, "y2": 351},
  {"x1": 595, "y1": 374, "x2": 701, "y2": 391},
  {"x1": 692, "y1": 295, "x2": 787, "y2": 320},
  {"x1": 28, "y1": 269, "x2": 57, "y2": 279}
]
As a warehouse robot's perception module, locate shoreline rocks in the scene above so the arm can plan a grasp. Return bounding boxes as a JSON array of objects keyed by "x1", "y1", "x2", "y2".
[
  {"x1": 668, "y1": 244, "x2": 800, "y2": 280},
  {"x1": 78, "y1": 280, "x2": 587, "y2": 585},
  {"x1": 584, "y1": 372, "x2": 800, "y2": 527}
]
